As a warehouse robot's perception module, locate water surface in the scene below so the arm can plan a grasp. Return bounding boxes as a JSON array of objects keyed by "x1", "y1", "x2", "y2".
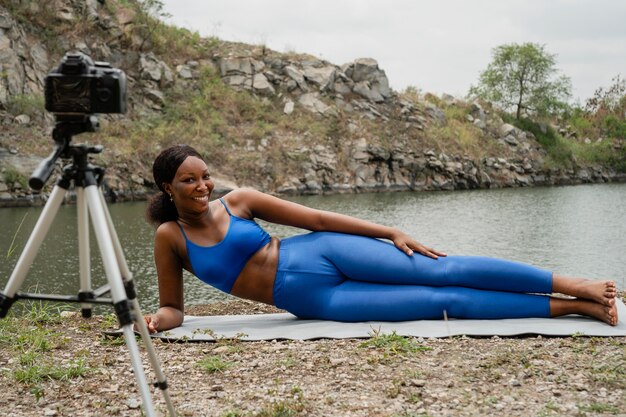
[{"x1": 1, "y1": 183, "x2": 624, "y2": 314}]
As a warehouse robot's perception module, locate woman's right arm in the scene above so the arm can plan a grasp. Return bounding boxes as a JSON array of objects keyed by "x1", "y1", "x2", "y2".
[{"x1": 143, "y1": 224, "x2": 185, "y2": 333}]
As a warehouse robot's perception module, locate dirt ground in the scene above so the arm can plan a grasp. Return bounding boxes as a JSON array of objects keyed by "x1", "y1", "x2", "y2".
[{"x1": 0, "y1": 297, "x2": 624, "y2": 417}]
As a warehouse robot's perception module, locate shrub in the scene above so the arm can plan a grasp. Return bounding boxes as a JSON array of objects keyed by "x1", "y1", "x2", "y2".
[
  {"x1": 602, "y1": 115, "x2": 626, "y2": 139},
  {"x1": 6, "y1": 94, "x2": 45, "y2": 118}
]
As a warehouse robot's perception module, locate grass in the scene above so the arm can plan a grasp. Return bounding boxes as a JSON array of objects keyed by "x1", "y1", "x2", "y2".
[
  {"x1": 2, "y1": 164, "x2": 28, "y2": 190},
  {"x1": 5, "y1": 94, "x2": 45, "y2": 118},
  {"x1": 577, "y1": 402, "x2": 621, "y2": 415},
  {"x1": 13, "y1": 357, "x2": 89, "y2": 384},
  {"x1": 5, "y1": 212, "x2": 28, "y2": 259},
  {"x1": 359, "y1": 330, "x2": 431, "y2": 356},
  {"x1": 256, "y1": 386, "x2": 306, "y2": 417},
  {"x1": 0, "y1": 302, "x2": 91, "y2": 396},
  {"x1": 196, "y1": 355, "x2": 232, "y2": 373}
]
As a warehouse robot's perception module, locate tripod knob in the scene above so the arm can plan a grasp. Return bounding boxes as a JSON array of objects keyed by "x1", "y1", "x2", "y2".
[{"x1": 87, "y1": 145, "x2": 103, "y2": 154}]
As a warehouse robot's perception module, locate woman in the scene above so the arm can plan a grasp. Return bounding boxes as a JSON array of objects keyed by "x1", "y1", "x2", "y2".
[{"x1": 143, "y1": 144, "x2": 618, "y2": 332}]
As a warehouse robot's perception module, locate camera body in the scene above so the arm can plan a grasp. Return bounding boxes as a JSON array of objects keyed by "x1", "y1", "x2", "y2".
[{"x1": 45, "y1": 52, "x2": 127, "y2": 115}]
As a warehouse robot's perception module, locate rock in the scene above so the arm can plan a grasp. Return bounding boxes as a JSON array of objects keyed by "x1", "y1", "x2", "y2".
[
  {"x1": 251, "y1": 73, "x2": 275, "y2": 95},
  {"x1": 473, "y1": 118, "x2": 487, "y2": 129},
  {"x1": 499, "y1": 123, "x2": 518, "y2": 138},
  {"x1": 176, "y1": 64, "x2": 193, "y2": 79},
  {"x1": 345, "y1": 58, "x2": 391, "y2": 102},
  {"x1": 126, "y1": 398, "x2": 141, "y2": 409},
  {"x1": 303, "y1": 66, "x2": 336, "y2": 91},
  {"x1": 14, "y1": 114, "x2": 30, "y2": 125},
  {"x1": 283, "y1": 65, "x2": 307, "y2": 90},
  {"x1": 424, "y1": 102, "x2": 446, "y2": 125},
  {"x1": 353, "y1": 81, "x2": 385, "y2": 103},
  {"x1": 139, "y1": 53, "x2": 174, "y2": 87},
  {"x1": 577, "y1": 169, "x2": 590, "y2": 182},
  {"x1": 410, "y1": 379, "x2": 427, "y2": 387},
  {"x1": 441, "y1": 93, "x2": 456, "y2": 105},
  {"x1": 470, "y1": 102, "x2": 486, "y2": 120},
  {"x1": 219, "y1": 57, "x2": 264, "y2": 76},
  {"x1": 145, "y1": 89, "x2": 165, "y2": 107},
  {"x1": 283, "y1": 100, "x2": 294, "y2": 115},
  {"x1": 130, "y1": 174, "x2": 144, "y2": 185},
  {"x1": 298, "y1": 93, "x2": 334, "y2": 115},
  {"x1": 504, "y1": 135, "x2": 518, "y2": 147}
]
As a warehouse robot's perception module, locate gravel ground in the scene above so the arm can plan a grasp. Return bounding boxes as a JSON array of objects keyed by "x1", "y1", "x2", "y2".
[{"x1": 0, "y1": 296, "x2": 624, "y2": 417}]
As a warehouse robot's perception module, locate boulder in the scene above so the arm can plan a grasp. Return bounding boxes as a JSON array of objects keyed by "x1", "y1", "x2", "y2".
[
  {"x1": 424, "y1": 102, "x2": 446, "y2": 125},
  {"x1": 219, "y1": 57, "x2": 264, "y2": 76},
  {"x1": 283, "y1": 100, "x2": 294, "y2": 115},
  {"x1": 298, "y1": 93, "x2": 335, "y2": 115},
  {"x1": 139, "y1": 53, "x2": 174, "y2": 87},
  {"x1": 251, "y1": 73, "x2": 275, "y2": 95},
  {"x1": 283, "y1": 65, "x2": 307, "y2": 90},
  {"x1": 345, "y1": 58, "x2": 391, "y2": 102},
  {"x1": 303, "y1": 66, "x2": 336, "y2": 91}
]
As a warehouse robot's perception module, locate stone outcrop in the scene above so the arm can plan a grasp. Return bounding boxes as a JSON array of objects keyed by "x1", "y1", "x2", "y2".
[
  {"x1": 0, "y1": 9, "x2": 49, "y2": 110},
  {"x1": 218, "y1": 55, "x2": 392, "y2": 115},
  {"x1": 0, "y1": 0, "x2": 624, "y2": 207}
]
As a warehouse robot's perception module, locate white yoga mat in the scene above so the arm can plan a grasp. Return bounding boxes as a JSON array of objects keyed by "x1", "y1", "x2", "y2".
[{"x1": 149, "y1": 299, "x2": 626, "y2": 341}]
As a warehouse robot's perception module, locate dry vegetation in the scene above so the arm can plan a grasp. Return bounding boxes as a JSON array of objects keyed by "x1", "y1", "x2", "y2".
[{"x1": 0, "y1": 296, "x2": 624, "y2": 417}]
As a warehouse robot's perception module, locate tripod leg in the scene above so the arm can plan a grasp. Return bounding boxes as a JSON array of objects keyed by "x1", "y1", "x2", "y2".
[
  {"x1": 132, "y1": 299, "x2": 177, "y2": 416},
  {"x1": 0, "y1": 186, "x2": 67, "y2": 316},
  {"x1": 97, "y1": 190, "x2": 176, "y2": 416},
  {"x1": 83, "y1": 185, "x2": 158, "y2": 417},
  {"x1": 76, "y1": 187, "x2": 93, "y2": 318}
]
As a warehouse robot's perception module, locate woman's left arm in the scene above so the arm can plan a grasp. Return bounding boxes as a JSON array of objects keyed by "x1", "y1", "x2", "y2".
[{"x1": 227, "y1": 189, "x2": 446, "y2": 259}]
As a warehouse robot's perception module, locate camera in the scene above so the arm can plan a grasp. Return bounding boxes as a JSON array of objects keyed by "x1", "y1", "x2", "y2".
[{"x1": 45, "y1": 52, "x2": 127, "y2": 115}]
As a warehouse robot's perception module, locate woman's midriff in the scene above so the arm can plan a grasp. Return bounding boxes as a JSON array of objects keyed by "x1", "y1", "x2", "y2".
[{"x1": 229, "y1": 237, "x2": 280, "y2": 305}]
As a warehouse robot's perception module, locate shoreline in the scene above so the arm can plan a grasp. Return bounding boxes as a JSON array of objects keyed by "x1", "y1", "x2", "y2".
[
  {"x1": 0, "y1": 296, "x2": 624, "y2": 416},
  {"x1": 1, "y1": 174, "x2": 625, "y2": 209}
]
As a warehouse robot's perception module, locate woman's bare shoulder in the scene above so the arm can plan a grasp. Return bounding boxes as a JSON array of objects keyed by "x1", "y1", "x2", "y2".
[
  {"x1": 221, "y1": 188, "x2": 266, "y2": 216},
  {"x1": 155, "y1": 220, "x2": 181, "y2": 242}
]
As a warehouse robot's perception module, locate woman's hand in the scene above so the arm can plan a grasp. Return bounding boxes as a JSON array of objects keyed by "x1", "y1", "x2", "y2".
[{"x1": 391, "y1": 230, "x2": 447, "y2": 259}]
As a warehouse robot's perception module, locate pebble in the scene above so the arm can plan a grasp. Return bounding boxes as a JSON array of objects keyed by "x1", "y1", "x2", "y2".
[
  {"x1": 126, "y1": 398, "x2": 141, "y2": 409},
  {"x1": 410, "y1": 379, "x2": 426, "y2": 387}
]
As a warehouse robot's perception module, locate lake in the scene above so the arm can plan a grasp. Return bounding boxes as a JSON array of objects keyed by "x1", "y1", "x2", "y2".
[{"x1": 1, "y1": 183, "x2": 625, "y2": 315}]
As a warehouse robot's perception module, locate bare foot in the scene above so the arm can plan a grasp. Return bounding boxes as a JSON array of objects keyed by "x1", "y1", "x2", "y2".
[
  {"x1": 579, "y1": 300, "x2": 619, "y2": 326},
  {"x1": 568, "y1": 279, "x2": 617, "y2": 306},
  {"x1": 576, "y1": 280, "x2": 617, "y2": 306},
  {"x1": 550, "y1": 297, "x2": 619, "y2": 326}
]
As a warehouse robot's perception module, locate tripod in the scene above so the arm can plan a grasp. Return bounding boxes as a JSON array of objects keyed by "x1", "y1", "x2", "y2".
[{"x1": 0, "y1": 117, "x2": 176, "y2": 417}]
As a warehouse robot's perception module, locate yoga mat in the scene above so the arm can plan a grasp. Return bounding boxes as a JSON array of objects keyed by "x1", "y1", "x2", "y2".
[{"x1": 135, "y1": 299, "x2": 626, "y2": 341}]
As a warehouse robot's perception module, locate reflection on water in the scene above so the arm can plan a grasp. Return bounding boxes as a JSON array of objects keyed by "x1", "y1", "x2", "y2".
[{"x1": 1, "y1": 183, "x2": 625, "y2": 314}]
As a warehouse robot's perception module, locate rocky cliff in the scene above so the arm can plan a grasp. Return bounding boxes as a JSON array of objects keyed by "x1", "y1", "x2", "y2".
[{"x1": 0, "y1": 0, "x2": 624, "y2": 207}]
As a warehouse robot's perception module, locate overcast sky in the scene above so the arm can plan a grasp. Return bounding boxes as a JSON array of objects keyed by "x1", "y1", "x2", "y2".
[{"x1": 161, "y1": 0, "x2": 626, "y2": 103}]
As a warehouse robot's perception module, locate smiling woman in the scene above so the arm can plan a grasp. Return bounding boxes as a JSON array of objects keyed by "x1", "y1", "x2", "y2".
[{"x1": 141, "y1": 144, "x2": 619, "y2": 333}]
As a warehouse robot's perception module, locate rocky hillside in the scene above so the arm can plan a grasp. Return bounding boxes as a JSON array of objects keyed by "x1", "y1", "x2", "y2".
[{"x1": 0, "y1": 0, "x2": 624, "y2": 207}]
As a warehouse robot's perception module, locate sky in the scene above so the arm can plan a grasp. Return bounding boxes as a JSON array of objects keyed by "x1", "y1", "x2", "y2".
[{"x1": 160, "y1": 0, "x2": 626, "y2": 104}]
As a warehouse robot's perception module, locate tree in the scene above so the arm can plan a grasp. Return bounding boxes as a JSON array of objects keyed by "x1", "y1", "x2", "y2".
[{"x1": 469, "y1": 43, "x2": 572, "y2": 119}]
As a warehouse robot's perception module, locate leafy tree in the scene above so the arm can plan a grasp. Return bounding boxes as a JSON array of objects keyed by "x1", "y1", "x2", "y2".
[{"x1": 470, "y1": 43, "x2": 572, "y2": 119}]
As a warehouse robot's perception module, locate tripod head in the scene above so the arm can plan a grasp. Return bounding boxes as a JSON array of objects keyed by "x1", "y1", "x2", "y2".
[
  {"x1": 29, "y1": 114, "x2": 102, "y2": 191},
  {"x1": 31, "y1": 50, "x2": 127, "y2": 191}
]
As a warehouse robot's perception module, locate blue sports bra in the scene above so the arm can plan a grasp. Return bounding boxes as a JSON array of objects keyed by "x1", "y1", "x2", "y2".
[{"x1": 177, "y1": 198, "x2": 271, "y2": 293}]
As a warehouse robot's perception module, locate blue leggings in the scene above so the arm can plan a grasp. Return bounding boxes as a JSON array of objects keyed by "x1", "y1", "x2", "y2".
[{"x1": 273, "y1": 232, "x2": 553, "y2": 321}]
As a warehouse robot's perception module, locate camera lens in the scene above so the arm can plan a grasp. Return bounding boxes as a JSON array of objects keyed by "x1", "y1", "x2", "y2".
[{"x1": 97, "y1": 88, "x2": 112, "y2": 102}]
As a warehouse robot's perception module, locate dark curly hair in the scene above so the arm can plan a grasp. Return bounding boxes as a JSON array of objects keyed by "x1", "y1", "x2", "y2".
[{"x1": 145, "y1": 144, "x2": 202, "y2": 226}]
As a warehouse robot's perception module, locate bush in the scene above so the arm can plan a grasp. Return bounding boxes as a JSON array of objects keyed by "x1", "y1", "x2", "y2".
[
  {"x1": 6, "y1": 94, "x2": 45, "y2": 118},
  {"x1": 602, "y1": 115, "x2": 626, "y2": 139},
  {"x1": 503, "y1": 114, "x2": 575, "y2": 167}
]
